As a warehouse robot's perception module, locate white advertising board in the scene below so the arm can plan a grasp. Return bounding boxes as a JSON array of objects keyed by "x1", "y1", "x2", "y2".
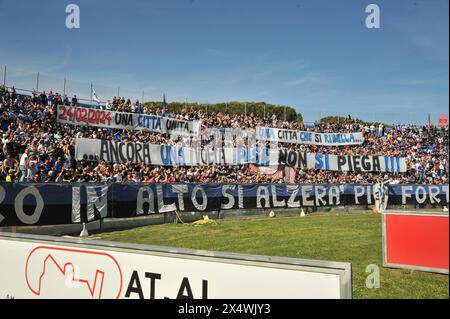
[{"x1": 0, "y1": 232, "x2": 352, "y2": 299}]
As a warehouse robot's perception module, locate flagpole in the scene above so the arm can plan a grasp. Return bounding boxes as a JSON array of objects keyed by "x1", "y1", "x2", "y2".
[
  {"x1": 3, "y1": 65, "x2": 6, "y2": 87},
  {"x1": 87, "y1": 82, "x2": 92, "y2": 129},
  {"x1": 163, "y1": 93, "x2": 168, "y2": 114}
]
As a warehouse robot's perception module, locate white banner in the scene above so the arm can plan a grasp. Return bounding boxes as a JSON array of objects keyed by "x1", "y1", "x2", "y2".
[
  {"x1": 256, "y1": 127, "x2": 365, "y2": 146},
  {"x1": 0, "y1": 233, "x2": 351, "y2": 299},
  {"x1": 75, "y1": 138, "x2": 407, "y2": 172},
  {"x1": 57, "y1": 105, "x2": 201, "y2": 136}
]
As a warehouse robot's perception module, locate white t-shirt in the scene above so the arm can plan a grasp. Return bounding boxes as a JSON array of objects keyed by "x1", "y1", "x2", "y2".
[
  {"x1": 20, "y1": 153, "x2": 28, "y2": 167},
  {"x1": 37, "y1": 144, "x2": 45, "y2": 154},
  {"x1": 42, "y1": 132, "x2": 50, "y2": 141},
  {"x1": 54, "y1": 133, "x2": 62, "y2": 142}
]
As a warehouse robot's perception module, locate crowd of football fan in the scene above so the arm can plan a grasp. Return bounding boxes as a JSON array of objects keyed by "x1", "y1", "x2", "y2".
[{"x1": 1, "y1": 85, "x2": 448, "y2": 184}]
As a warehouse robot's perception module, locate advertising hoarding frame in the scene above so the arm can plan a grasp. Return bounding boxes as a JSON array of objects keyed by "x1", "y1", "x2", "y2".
[{"x1": 0, "y1": 231, "x2": 352, "y2": 299}]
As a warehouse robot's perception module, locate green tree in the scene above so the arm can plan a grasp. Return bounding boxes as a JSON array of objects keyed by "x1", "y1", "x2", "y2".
[
  {"x1": 319, "y1": 116, "x2": 388, "y2": 127},
  {"x1": 143, "y1": 101, "x2": 303, "y2": 123}
]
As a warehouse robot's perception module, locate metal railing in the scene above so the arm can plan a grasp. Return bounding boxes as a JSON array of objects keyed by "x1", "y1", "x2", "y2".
[{"x1": 0, "y1": 65, "x2": 147, "y2": 106}]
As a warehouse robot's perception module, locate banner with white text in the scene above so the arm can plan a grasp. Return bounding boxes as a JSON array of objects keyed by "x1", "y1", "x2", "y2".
[
  {"x1": 256, "y1": 127, "x2": 365, "y2": 146},
  {"x1": 0, "y1": 183, "x2": 447, "y2": 226},
  {"x1": 75, "y1": 138, "x2": 407, "y2": 172},
  {"x1": 57, "y1": 105, "x2": 201, "y2": 136}
]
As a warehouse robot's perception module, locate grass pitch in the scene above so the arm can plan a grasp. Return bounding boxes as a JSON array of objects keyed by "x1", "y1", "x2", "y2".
[{"x1": 91, "y1": 212, "x2": 448, "y2": 299}]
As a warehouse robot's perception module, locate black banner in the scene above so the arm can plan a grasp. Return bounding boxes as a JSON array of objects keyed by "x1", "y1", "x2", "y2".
[{"x1": 0, "y1": 183, "x2": 448, "y2": 226}]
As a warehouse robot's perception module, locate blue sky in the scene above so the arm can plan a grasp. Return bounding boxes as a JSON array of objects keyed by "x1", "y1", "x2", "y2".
[{"x1": 0, "y1": 0, "x2": 448, "y2": 124}]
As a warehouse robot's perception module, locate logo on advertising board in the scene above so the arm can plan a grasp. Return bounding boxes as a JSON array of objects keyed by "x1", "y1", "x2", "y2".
[
  {"x1": 0, "y1": 237, "x2": 353, "y2": 299},
  {"x1": 25, "y1": 246, "x2": 123, "y2": 299}
]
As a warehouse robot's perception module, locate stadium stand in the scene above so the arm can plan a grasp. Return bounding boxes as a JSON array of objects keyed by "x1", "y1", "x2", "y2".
[{"x1": 0, "y1": 84, "x2": 448, "y2": 185}]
